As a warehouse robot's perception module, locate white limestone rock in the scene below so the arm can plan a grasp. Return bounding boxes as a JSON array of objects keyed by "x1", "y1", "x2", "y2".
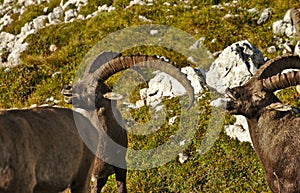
[
  {"x1": 285, "y1": 23, "x2": 296, "y2": 38},
  {"x1": 138, "y1": 15, "x2": 152, "y2": 22},
  {"x1": 210, "y1": 97, "x2": 229, "y2": 109},
  {"x1": 272, "y1": 20, "x2": 286, "y2": 35},
  {"x1": 257, "y1": 8, "x2": 272, "y2": 25},
  {"x1": 146, "y1": 71, "x2": 185, "y2": 107},
  {"x1": 48, "y1": 7, "x2": 63, "y2": 24},
  {"x1": 224, "y1": 115, "x2": 252, "y2": 144},
  {"x1": 0, "y1": 32, "x2": 15, "y2": 46},
  {"x1": 267, "y1": 45, "x2": 276, "y2": 53},
  {"x1": 126, "y1": 0, "x2": 146, "y2": 9},
  {"x1": 3, "y1": 0, "x2": 14, "y2": 4},
  {"x1": 64, "y1": 9, "x2": 78, "y2": 22},
  {"x1": 283, "y1": 9, "x2": 292, "y2": 23},
  {"x1": 33, "y1": 15, "x2": 47, "y2": 30},
  {"x1": 5, "y1": 42, "x2": 28, "y2": 67},
  {"x1": 144, "y1": 67, "x2": 205, "y2": 107},
  {"x1": 205, "y1": 40, "x2": 265, "y2": 94},
  {"x1": 181, "y1": 66, "x2": 205, "y2": 96},
  {"x1": 0, "y1": 14, "x2": 14, "y2": 31},
  {"x1": 61, "y1": 0, "x2": 88, "y2": 10}
]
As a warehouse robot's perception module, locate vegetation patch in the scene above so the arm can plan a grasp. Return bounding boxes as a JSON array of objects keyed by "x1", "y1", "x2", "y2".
[{"x1": 2, "y1": 0, "x2": 300, "y2": 192}]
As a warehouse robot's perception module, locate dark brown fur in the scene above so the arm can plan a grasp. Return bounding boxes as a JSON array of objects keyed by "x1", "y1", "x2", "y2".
[
  {"x1": 0, "y1": 107, "x2": 98, "y2": 193},
  {"x1": 68, "y1": 80, "x2": 128, "y2": 193},
  {"x1": 226, "y1": 70, "x2": 300, "y2": 192}
]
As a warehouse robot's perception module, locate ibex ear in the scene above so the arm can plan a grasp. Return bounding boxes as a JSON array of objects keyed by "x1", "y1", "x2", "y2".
[
  {"x1": 266, "y1": 102, "x2": 292, "y2": 111},
  {"x1": 103, "y1": 92, "x2": 124, "y2": 100}
]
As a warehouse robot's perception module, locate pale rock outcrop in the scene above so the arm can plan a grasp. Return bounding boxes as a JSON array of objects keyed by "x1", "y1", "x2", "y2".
[
  {"x1": 224, "y1": 115, "x2": 252, "y2": 144},
  {"x1": 206, "y1": 40, "x2": 265, "y2": 94},
  {"x1": 135, "y1": 66, "x2": 206, "y2": 108}
]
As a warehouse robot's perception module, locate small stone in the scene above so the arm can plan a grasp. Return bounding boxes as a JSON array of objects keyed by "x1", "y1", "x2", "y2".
[
  {"x1": 283, "y1": 9, "x2": 292, "y2": 23},
  {"x1": 224, "y1": 115, "x2": 252, "y2": 144},
  {"x1": 283, "y1": 43, "x2": 292, "y2": 53},
  {"x1": 139, "y1": 88, "x2": 148, "y2": 100},
  {"x1": 43, "y1": 7, "x2": 48, "y2": 13},
  {"x1": 49, "y1": 44, "x2": 57, "y2": 52},
  {"x1": 267, "y1": 46, "x2": 276, "y2": 53},
  {"x1": 4, "y1": 67, "x2": 10, "y2": 73},
  {"x1": 178, "y1": 153, "x2": 188, "y2": 164},
  {"x1": 51, "y1": 71, "x2": 61, "y2": 77},
  {"x1": 285, "y1": 24, "x2": 296, "y2": 38},
  {"x1": 135, "y1": 100, "x2": 145, "y2": 108},
  {"x1": 138, "y1": 15, "x2": 152, "y2": 22},
  {"x1": 150, "y1": 29, "x2": 158, "y2": 35},
  {"x1": 248, "y1": 7, "x2": 258, "y2": 14},
  {"x1": 64, "y1": 9, "x2": 77, "y2": 22},
  {"x1": 210, "y1": 97, "x2": 229, "y2": 108},
  {"x1": 168, "y1": 116, "x2": 178, "y2": 125},
  {"x1": 257, "y1": 8, "x2": 272, "y2": 25}
]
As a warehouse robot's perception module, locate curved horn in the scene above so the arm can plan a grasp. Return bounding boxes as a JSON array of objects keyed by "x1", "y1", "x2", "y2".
[
  {"x1": 263, "y1": 70, "x2": 300, "y2": 92},
  {"x1": 251, "y1": 8, "x2": 300, "y2": 93},
  {"x1": 84, "y1": 51, "x2": 121, "y2": 76},
  {"x1": 91, "y1": 55, "x2": 194, "y2": 109},
  {"x1": 291, "y1": 8, "x2": 300, "y2": 39},
  {"x1": 253, "y1": 55, "x2": 300, "y2": 79}
]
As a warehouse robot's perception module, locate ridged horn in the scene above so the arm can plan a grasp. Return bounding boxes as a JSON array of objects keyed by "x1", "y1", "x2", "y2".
[
  {"x1": 253, "y1": 8, "x2": 300, "y2": 93},
  {"x1": 253, "y1": 55, "x2": 300, "y2": 79},
  {"x1": 84, "y1": 51, "x2": 121, "y2": 76},
  {"x1": 291, "y1": 8, "x2": 300, "y2": 40},
  {"x1": 263, "y1": 70, "x2": 300, "y2": 92},
  {"x1": 91, "y1": 55, "x2": 194, "y2": 109}
]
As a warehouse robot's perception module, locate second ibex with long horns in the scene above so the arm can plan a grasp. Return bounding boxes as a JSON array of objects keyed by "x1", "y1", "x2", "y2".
[
  {"x1": 226, "y1": 9, "x2": 300, "y2": 193},
  {"x1": 225, "y1": 8, "x2": 300, "y2": 193},
  {"x1": 226, "y1": 55, "x2": 300, "y2": 193}
]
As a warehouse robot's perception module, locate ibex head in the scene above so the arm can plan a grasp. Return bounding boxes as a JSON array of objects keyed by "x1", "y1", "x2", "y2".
[{"x1": 226, "y1": 54, "x2": 300, "y2": 117}]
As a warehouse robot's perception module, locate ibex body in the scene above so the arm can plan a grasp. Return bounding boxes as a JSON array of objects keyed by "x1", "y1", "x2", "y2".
[
  {"x1": 0, "y1": 107, "x2": 97, "y2": 193},
  {"x1": 226, "y1": 54, "x2": 300, "y2": 192}
]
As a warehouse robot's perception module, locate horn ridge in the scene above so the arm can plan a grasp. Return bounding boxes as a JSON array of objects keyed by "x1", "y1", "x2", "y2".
[{"x1": 263, "y1": 71, "x2": 300, "y2": 92}]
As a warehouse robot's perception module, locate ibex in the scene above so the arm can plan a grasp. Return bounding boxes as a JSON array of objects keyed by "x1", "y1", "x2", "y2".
[
  {"x1": 0, "y1": 54, "x2": 194, "y2": 193},
  {"x1": 63, "y1": 53, "x2": 195, "y2": 193},
  {"x1": 225, "y1": 8, "x2": 300, "y2": 192},
  {"x1": 226, "y1": 54, "x2": 300, "y2": 192}
]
